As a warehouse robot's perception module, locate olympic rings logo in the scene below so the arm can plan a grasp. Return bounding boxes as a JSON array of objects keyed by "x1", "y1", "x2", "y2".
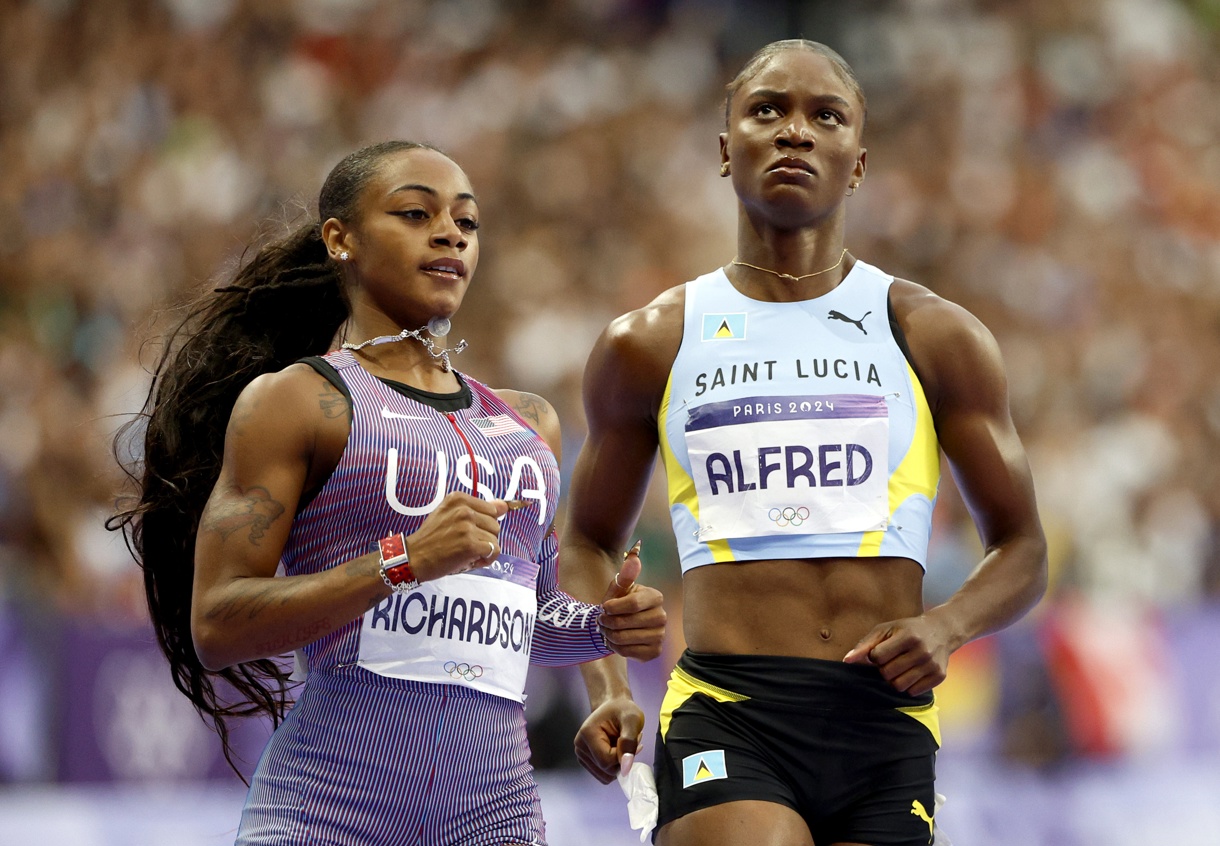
[
  {"x1": 444, "y1": 661, "x2": 484, "y2": 681},
  {"x1": 768, "y1": 506, "x2": 810, "y2": 527}
]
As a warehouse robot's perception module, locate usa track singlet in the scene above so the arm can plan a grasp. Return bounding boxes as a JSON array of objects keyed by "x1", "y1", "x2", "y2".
[
  {"x1": 659, "y1": 260, "x2": 940, "y2": 573},
  {"x1": 236, "y1": 350, "x2": 560, "y2": 846}
]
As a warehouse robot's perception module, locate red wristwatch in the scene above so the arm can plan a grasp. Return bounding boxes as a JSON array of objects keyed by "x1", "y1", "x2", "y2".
[{"x1": 378, "y1": 533, "x2": 420, "y2": 593}]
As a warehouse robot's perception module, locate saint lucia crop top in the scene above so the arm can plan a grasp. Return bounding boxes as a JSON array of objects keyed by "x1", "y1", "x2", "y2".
[{"x1": 658, "y1": 259, "x2": 940, "y2": 573}]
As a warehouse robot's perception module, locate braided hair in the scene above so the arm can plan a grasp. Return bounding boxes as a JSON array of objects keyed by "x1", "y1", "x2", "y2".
[{"x1": 109, "y1": 140, "x2": 446, "y2": 773}]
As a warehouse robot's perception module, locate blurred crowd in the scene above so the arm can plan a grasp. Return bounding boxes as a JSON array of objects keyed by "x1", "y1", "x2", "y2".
[{"x1": 2, "y1": 0, "x2": 1219, "y2": 777}]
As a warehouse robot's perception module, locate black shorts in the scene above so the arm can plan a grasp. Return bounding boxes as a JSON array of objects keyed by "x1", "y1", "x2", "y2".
[{"x1": 653, "y1": 650, "x2": 940, "y2": 846}]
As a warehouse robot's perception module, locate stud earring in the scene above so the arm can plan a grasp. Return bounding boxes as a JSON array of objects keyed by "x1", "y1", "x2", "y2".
[
  {"x1": 720, "y1": 162, "x2": 730, "y2": 177},
  {"x1": 339, "y1": 251, "x2": 350, "y2": 261}
]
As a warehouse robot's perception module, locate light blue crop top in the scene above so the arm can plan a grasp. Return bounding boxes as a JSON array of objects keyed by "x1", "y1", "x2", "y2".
[{"x1": 658, "y1": 260, "x2": 940, "y2": 573}]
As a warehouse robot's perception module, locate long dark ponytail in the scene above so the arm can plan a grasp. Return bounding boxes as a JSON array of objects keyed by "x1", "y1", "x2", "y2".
[{"x1": 108, "y1": 140, "x2": 444, "y2": 773}]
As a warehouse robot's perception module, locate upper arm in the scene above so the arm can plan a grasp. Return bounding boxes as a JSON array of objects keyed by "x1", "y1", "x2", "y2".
[
  {"x1": 566, "y1": 297, "x2": 683, "y2": 552},
  {"x1": 898, "y1": 284, "x2": 1043, "y2": 551},
  {"x1": 193, "y1": 365, "x2": 339, "y2": 593}
]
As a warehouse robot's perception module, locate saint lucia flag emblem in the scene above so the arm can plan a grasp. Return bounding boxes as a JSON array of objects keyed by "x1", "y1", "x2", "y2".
[
  {"x1": 701, "y1": 313, "x2": 746, "y2": 341},
  {"x1": 682, "y1": 749, "x2": 728, "y2": 788}
]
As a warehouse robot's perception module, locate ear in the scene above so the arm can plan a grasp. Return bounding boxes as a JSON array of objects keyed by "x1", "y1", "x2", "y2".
[
  {"x1": 853, "y1": 148, "x2": 867, "y2": 185},
  {"x1": 719, "y1": 132, "x2": 729, "y2": 167},
  {"x1": 321, "y1": 218, "x2": 354, "y2": 262}
]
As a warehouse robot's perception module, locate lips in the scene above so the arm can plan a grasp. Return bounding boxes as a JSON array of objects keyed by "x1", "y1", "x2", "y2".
[
  {"x1": 768, "y1": 156, "x2": 815, "y2": 175},
  {"x1": 421, "y1": 257, "x2": 466, "y2": 278}
]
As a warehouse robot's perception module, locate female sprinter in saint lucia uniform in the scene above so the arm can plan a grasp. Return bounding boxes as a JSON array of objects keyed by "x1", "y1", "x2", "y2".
[{"x1": 562, "y1": 42, "x2": 1045, "y2": 846}]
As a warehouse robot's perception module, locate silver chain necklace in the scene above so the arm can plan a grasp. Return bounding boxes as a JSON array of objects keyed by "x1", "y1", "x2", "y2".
[{"x1": 340, "y1": 317, "x2": 468, "y2": 373}]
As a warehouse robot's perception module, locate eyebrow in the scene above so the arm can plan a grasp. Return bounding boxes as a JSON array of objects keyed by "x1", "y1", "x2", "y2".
[
  {"x1": 388, "y1": 183, "x2": 478, "y2": 203},
  {"x1": 747, "y1": 88, "x2": 853, "y2": 108}
]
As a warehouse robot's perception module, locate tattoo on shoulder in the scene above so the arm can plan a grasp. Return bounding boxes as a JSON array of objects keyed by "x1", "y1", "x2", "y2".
[
  {"x1": 318, "y1": 381, "x2": 351, "y2": 422},
  {"x1": 202, "y1": 486, "x2": 286, "y2": 545},
  {"x1": 509, "y1": 392, "x2": 549, "y2": 428}
]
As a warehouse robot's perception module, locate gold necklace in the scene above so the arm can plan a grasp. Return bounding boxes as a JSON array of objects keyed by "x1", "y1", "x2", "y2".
[{"x1": 729, "y1": 248, "x2": 848, "y2": 282}]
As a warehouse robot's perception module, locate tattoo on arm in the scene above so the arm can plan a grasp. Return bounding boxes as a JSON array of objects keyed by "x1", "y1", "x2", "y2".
[
  {"x1": 205, "y1": 582, "x2": 281, "y2": 622},
  {"x1": 342, "y1": 555, "x2": 388, "y2": 610},
  {"x1": 511, "y1": 392, "x2": 547, "y2": 428},
  {"x1": 250, "y1": 617, "x2": 333, "y2": 656},
  {"x1": 202, "y1": 486, "x2": 286, "y2": 545},
  {"x1": 318, "y1": 381, "x2": 352, "y2": 422}
]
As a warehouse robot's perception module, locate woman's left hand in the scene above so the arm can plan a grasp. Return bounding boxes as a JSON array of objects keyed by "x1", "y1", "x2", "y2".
[{"x1": 574, "y1": 695, "x2": 646, "y2": 784}]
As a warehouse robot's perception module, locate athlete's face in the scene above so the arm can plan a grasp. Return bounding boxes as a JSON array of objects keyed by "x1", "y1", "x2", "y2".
[
  {"x1": 334, "y1": 148, "x2": 480, "y2": 329},
  {"x1": 720, "y1": 50, "x2": 866, "y2": 227}
]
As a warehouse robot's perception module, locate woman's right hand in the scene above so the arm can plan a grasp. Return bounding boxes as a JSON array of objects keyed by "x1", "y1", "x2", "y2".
[{"x1": 404, "y1": 492, "x2": 511, "y2": 581}]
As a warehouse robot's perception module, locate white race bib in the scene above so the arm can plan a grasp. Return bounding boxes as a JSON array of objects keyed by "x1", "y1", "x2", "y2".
[
  {"x1": 357, "y1": 554, "x2": 538, "y2": 702},
  {"x1": 685, "y1": 394, "x2": 889, "y2": 542}
]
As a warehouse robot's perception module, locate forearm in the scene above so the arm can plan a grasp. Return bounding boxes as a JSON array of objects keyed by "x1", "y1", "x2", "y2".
[
  {"x1": 926, "y1": 532, "x2": 1048, "y2": 651},
  {"x1": 559, "y1": 532, "x2": 620, "y2": 603},
  {"x1": 560, "y1": 533, "x2": 634, "y2": 704},
  {"x1": 531, "y1": 590, "x2": 612, "y2": 667},
  {"x1": 579, "y1": 654, "x2": 634, "y2": 708},
  {"x1": 192, "y1": 552, "x2": 388, "y2": 670}
]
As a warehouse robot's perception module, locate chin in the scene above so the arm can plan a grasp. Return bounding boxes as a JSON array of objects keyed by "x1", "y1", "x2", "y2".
[{"x1": 750, "y1": 196, "x2": 828, "y2": 228}]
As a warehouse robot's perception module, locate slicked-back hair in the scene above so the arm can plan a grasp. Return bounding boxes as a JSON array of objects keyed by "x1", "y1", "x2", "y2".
[{"x1": 723, "y1": 39, "x2": 867, "y2": 129}]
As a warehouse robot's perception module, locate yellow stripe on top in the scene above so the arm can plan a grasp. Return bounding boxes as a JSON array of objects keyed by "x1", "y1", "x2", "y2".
[
  {"x1": 658, "y1": 373, "x2": 735, "y2": 563},
  {"x1": 659, "y1": 665, "x2": 750, "y2": 740},
  {"x1": 857, "y1": 361, "x2": 940, "y2": 557}
]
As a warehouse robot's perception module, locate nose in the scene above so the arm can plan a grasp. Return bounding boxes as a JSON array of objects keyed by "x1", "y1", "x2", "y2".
[
  {"x1": 775, "y1": 121, "x2": 814, "y2": 150},
  {"x1": 429, "y1": 214, "x2": 468, "y2": 250}
]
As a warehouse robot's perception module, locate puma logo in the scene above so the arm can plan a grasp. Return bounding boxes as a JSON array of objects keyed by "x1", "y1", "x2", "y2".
[
  {"x1": 910, "y1": 799, "x2": 934, "y2": 839},
  {"x1": 828, "y1": 310, "x2": 870, "y2": 334}
]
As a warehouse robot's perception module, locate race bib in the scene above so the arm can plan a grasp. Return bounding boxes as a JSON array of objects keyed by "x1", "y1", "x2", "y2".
[
  {"x1": 357, "y1": 554, "x2": 538, "y2": 702},
  {"x1": 685, "y1": 394, "x2": 889, "y2": 542}
]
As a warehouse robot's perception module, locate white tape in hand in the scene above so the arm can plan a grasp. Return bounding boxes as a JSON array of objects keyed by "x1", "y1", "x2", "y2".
[{"x1": 617, "y1": 760, "x2": 659, "y2": 842}]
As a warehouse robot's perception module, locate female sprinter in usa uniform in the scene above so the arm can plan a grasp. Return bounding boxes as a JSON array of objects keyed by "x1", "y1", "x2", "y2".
[
  {"x1": 564, "y1": 42, "x2": 1047, "y2": 846},
  {"x1": 111, "y1": 141, "x2": 665, "y2": 846}
]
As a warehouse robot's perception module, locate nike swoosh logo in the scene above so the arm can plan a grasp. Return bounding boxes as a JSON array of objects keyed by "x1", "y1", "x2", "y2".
[{"x1": 381, "y1": 407, "x2": 430, "y2": 420}]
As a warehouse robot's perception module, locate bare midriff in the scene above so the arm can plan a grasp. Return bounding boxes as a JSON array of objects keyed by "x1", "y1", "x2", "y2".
[{"x1": 681, "y1": 557, "x2": 925, "y2": 660}]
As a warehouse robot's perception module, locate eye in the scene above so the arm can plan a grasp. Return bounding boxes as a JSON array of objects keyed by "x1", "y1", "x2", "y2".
[
  {"x1": 752, "y1": 103, "x2": 780, "y2": 117},
  {"x1": 816, "y1": 109, "x2": 844, "y2": 124},
  {"x1": 391, "y1": 208, "x2": 429, "y2": 221},
  {"x1": 457, "y1": 217, "x2": 480, "y2": 232}
]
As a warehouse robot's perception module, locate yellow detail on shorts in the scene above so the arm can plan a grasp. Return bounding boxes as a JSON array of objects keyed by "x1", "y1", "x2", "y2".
[
  {"x1": 659, "y1": 665, "x2": 750, "y2": 740},
  {"x1": 857, "y1": 361, "x2": 940, "y2": 556},
  {"x1": 910, "y1": 799, "x2": 934, "y2": 838},
  {"x1": 658, "y1": 374, "x2": 734, "y2": 562},
  {"x1": 896, "y1": 699, "x2": 942, "y2": 747}
]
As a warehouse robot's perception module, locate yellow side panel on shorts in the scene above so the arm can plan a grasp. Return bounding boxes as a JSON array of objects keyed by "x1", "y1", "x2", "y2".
[
  {"x1": 659, "y1": 665, "x2": 750, "y2": 740},
  {"x1": 896, "y1": 699, "x2": 942, "y2": 748},
  {"x1": 857, "y1": 361, "x2": 940, "y2": 557},
  {"x1": 658, "y1": 374, "x2": 734, "y2": 563}
]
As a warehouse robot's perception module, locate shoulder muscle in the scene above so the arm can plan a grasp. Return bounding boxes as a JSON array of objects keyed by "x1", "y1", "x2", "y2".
[
  {"x1": 493, "y1": 389, "x2": 562, "y2": 460},
  {"x1": 584, "y1": 285, "x2": 685, "y2": 429},
  {"x1": 889, "y1": 278, "x2": 1007, "y2": 418}
]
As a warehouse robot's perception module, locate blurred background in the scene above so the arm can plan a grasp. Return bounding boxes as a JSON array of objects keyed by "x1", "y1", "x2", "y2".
[{"x1": 2, "y1": 0, "x2": 1220, "y2": 843}]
